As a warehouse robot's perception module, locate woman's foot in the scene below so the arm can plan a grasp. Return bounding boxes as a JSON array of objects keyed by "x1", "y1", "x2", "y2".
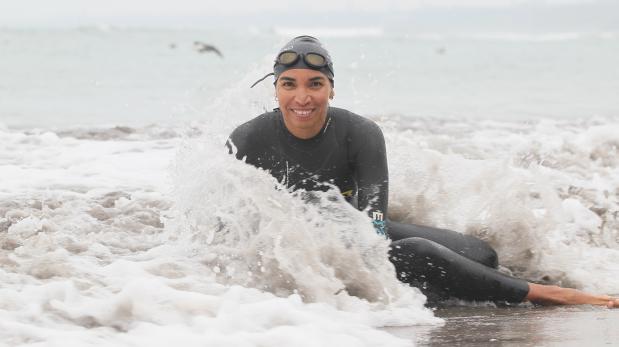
[{"x1": 526, "y1": 283, "x2": 619, "y2": 307}]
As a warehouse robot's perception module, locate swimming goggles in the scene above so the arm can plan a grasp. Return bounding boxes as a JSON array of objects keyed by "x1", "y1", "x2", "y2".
[
  {"x1": 250, "y1": 51, "x2": 333, "y2": 88},
  {"x1": 276, "y1": 51, "x2": 329, "y2": 69}
]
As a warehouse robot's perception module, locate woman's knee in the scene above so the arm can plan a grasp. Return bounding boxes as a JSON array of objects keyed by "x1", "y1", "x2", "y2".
[
  {"x1": 482, "y1": 244, "x2": 498, "y2": 268},
  {"x1": 389, "y1": 232, "x2": 499, "y2": 269},
  {"x1": 465, "y1": 237, "x2": 498, "y2": 268}
]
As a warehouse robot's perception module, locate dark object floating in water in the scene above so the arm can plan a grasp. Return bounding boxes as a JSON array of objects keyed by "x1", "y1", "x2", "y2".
[{"x1": 193, "y1": 41, "x2": 223, "y2": 57}]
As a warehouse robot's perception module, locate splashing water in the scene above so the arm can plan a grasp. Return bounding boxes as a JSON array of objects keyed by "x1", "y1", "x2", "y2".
[
  {"x1": 0, "y1": 126, "x2": 438, "y2": 346},
  {"x1": 0, "y1": 77, "x2": 440, "y2": 346},
  {"x1": 3, "y1": 114, "x2": 619, "y2": 345},
  {"x1": 169, "y1": 132, "x2": 432, "y2": 305},
  {"x1": 384, "y1": 117, "x2": 619, "y2": 293}
]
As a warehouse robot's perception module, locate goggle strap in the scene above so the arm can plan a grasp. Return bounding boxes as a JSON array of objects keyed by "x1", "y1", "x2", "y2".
[{"x1": 250, "y1": 72, "x2": 275, "y2": 88}]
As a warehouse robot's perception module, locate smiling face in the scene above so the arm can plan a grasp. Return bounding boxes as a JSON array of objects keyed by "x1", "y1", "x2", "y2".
[{"x1": 276, "y1": 68, "x2": 334, "y2": 139}]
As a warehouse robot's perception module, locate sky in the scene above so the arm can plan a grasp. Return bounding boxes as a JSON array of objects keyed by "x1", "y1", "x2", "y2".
[{"x1": 0, "y1": 0, "x2": 615, "y2": 28}]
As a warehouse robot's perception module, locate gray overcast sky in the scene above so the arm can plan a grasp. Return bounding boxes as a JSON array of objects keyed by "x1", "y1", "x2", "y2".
[{"x1": 0, "y1": 0, "x2": 613, "y2": 27}]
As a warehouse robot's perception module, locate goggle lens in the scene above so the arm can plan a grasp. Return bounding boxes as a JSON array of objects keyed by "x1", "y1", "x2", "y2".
[
  {"x1": 276, "y1": 51, "x2": 327, "y2": 68},
  {"x1": 277, "y1": 51, "x2": 299, "y2": 65},
  {"x1": 305, "y1": 53, "x2": 326, "y2": 67}
]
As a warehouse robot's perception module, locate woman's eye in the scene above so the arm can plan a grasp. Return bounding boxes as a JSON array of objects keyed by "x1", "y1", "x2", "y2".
[
  {"x1": 281, "y1": 81, "x2": 294, "y2": 88},
  {"x1": 310, "y1": 81, "x2": 323, "y2": 88}
]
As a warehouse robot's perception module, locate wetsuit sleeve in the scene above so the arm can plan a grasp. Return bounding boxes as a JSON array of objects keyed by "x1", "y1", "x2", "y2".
[
  {"x1": 226, "y1": 113, "x2": 275, "y2": 163},
  {"x1": 226, "y1": 123, "x2": 251, "y2": 159},
  {"x1": 352, "y1": 121, "x2": 389, "y2": 236}
]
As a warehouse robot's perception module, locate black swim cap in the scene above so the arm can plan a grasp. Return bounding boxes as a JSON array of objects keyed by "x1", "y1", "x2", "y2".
[
  {"x1": 250, "y1": 35, "x2": 334, "y2": 88},
  {"x1": 274, "y1": 35, "x2": 334, "y2": 82}
]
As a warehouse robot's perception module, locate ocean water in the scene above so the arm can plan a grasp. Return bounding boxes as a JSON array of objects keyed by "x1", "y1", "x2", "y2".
[
  {"x1": 1, "y1": 27, "x2": 619, "y2": 346},
  {"x1": 2, "y1": 27, "x2": 619, "y2": 128}
]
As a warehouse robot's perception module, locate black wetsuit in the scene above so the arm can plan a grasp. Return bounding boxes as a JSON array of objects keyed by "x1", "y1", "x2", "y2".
[{"x1": 227, "y1": 107, "x2": 529, "y2": 303}]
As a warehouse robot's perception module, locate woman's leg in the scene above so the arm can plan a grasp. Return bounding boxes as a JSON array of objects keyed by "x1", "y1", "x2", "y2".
[
  {"x1": 386, "y1": 220, "x2": 498, "y2": 268},
  {"x1": 387, "y1": 221, "x2": 619, "y2": 308},
  {"x1": 389, "y1": 237, "x2": 529, "y2": 303},
  {"x1": 388, "y1": 236, "x2": 619, "y2": 307}
]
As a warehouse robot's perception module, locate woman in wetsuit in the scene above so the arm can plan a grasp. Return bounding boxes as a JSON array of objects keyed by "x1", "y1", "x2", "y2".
[{"x1": 227, "y1": 35, "x2": 618, "y2": 307}]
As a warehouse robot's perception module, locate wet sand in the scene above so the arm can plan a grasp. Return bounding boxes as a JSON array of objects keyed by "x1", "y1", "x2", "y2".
[{"x1": 384, "y1": 304, "x2": 619, "y2": 346}]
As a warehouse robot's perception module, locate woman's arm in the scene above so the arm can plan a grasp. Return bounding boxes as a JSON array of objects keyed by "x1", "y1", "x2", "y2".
[{"x1": 353, "y1": 120, "x2": 389, "y2": 236}]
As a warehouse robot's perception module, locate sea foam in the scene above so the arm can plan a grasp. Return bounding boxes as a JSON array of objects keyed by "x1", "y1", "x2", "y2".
[{"x1": 383, "y1": 116, "x2": 619, "y2": 293}]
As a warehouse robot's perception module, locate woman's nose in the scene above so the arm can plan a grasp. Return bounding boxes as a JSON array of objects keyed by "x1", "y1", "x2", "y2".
[{"x1": 293, "y1": 88, "x2": 311, "y2": 105}]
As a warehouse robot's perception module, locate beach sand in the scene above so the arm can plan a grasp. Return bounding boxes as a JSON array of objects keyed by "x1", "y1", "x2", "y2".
[{"x1": 384, "y1": 304, "x2": 619, "y2": 346}]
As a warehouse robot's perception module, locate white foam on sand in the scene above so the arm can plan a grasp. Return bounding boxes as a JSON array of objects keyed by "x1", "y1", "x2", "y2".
[{"x1": 0, "y1": 126, "x2": 178, "y2": 196}]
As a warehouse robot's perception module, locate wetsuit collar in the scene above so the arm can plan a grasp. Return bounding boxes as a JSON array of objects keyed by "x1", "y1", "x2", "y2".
[{"x1": 276, "y1": 107, "x2": 332, "y2": 143}]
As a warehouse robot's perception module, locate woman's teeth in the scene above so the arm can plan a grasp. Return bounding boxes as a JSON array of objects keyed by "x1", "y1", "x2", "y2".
[{"x1": 292, "y1": 109, "x2": 312, "y2": 117}]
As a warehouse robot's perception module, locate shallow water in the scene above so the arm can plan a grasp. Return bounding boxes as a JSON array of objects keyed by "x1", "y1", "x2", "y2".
[{"x1": 385, "y1": 304, "x2": 619, "y2": 346}]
